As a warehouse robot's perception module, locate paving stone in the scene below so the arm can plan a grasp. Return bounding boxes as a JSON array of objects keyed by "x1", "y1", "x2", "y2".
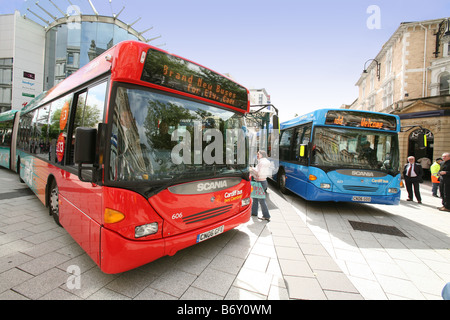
[{"x1": 13, "y1": 268, "x2": 68, "y2": 300}]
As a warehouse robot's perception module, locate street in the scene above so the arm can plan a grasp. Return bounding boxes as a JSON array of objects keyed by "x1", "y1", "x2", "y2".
[
  {"x1": 0, "y1": 166, "x2": 449, "y2": 300},
  {"x1": 280, "y1": 180, "x2": 450, "y2": 299}
]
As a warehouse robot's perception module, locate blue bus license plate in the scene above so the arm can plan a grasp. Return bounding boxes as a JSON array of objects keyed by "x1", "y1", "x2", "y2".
[
  {"x1": 352, "y1": 196, "x2": 371, "y2": 202},
  {"x1": 196, "y1": 225, "x2": 224, "y2": 243}
]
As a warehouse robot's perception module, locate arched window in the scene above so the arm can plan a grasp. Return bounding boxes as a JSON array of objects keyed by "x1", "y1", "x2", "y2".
[{"x1": 439, "y1": 72, "x2": 450, "y2": 95}]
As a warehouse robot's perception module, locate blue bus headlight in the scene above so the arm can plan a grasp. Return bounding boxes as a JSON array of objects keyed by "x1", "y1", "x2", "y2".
[
  {"x1": 320, "y1": 183, "x2": 331, "y2": 189},
  {"x1": 388, "y1": 188, "x2": 399, "y2": 193}
]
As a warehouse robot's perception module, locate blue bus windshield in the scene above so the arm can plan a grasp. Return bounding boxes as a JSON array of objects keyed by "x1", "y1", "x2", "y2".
[{"x1": 311, "y1": 126, "x2": 399, "y2": 175}]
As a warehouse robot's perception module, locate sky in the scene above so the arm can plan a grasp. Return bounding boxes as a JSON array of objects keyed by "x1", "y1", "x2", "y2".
[{"x1": 1, "y1": 0, "x2": 450, "y2": 121}]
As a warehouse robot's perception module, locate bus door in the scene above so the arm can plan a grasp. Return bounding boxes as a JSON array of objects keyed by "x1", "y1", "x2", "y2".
[{"x1": 292, "y1": 124, "x2": 312, "y2": 194}]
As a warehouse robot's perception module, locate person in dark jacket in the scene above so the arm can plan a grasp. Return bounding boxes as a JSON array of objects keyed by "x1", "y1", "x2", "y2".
[
  {"x1": 403, "y1": 156, "x2": 423, "y2": 204},
  {"x1": 438, "y1": 152, "x2": 450, "y2": 212}
]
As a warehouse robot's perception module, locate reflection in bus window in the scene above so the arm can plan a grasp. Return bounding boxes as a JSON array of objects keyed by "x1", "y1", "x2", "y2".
[
  {"x1": 311, "y1": 127, "x2": 399, "y2": 173},
  {"x1": 109, "y1": 86, "x2": 248, "y2": 182},
  {"x1": 68, "y1": 82, "x2": 106, "y2": 165}
]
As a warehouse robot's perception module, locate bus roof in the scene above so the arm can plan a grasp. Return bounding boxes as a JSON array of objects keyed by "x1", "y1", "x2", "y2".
[
  {"x1": 0, "y1": 109, "x2": 18, "y2": 122},
  {"x1": 18, "y1": 40, "x2": 249, "y2": 115},
  {"x1": 280, "y1": 108, "x2": 401, "y2": 131}
]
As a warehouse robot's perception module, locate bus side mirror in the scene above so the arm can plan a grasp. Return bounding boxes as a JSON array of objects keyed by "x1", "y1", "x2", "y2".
[
  {"x1": 272, "y1": 115, "x2": 279, "y2": 131},
  {"x1": 417, "y1": 133, "x2": 427, "y2": 149},
  {"x1": 75, "y1": 127, "x2": 97, "y2": 182}
]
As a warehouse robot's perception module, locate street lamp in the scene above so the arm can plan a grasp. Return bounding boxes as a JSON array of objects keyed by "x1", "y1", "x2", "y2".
[
  {"x1": 442, "y1": 19, "x2": 450, "y2": 43},
  {"x1": 434, "y1": 18, "x2": 450, "y2": 58},
  {"x1": 363, "y1": 59, "x2": 381, "y2": 81}
]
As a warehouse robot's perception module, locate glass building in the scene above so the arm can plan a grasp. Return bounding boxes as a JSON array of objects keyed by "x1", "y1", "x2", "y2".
[
  {"x1": 44, "y1": 15, "x2": 146, "y2": 90},
  {"x1": 1, "y1": 2, "x2": 159, "y2": 112}
]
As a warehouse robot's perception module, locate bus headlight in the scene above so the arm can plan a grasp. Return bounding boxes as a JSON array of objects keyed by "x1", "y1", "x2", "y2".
[
  {"x1": 241, "y1": 197, "x2": 251, "y2": 207},
  {"x1": 388, "y1": 188, "x2": 399, "y2": 193},
  {"x1": 135, "y1": 222, "x2": 159, "y2": 238},
  {"x1": 320, "y1": 183, "x2": 331, "y2": 189}
]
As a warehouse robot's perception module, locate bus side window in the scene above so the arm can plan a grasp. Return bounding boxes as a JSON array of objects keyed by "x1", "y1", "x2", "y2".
[
  {"x1": 302, "y1": 125, "x2": 311, "y2": 145},
  {"x1": 48, "y1": 94, "x2": 73, "y2": 164},
  {"x1": 0, "y1": 120, "x2": 13, "y2": 147},
  {"x1": 292, "y1": 124, "x2": 311, "y2": 163},
  {"x1": 293, "y1": 127, "x2": 301, "y2": 161},
  {"x1": 66, "y1": 91, "x2": 87, "y2": 166},
  {"x1": 17, "y1": 111, "x2": 35, "y2": 152},
  {"x1": 279, "y1": 129, "x2": 293, "y2": 161},
  {"x1": 34, "y1": 104, "x2": 51, "y2": 159},
  {"x1": 67, "y1": 82, "x2": 106, "y2": 166}
]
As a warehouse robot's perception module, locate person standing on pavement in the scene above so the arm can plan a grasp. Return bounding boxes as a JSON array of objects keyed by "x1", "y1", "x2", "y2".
[
  {"x1": 418, "y1": 157, "x2": 432, "y2": 180},
  {"x1": 431, "y1": 157, "x2": 443, "y2": 197},
  {"x1": 403, "y1": 156, "x2": 423, "y2": 204},
  {"x1": 438, "y1": 152, "x2": 450, "y2": 212},
  {"x1": 250, "y1": 150, "x2": 271, "y2": 221}
]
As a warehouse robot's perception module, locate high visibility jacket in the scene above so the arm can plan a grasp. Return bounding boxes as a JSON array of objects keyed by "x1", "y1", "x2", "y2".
[{"x1": 431, "y1": 161, "x2": 441, "y2": 183}]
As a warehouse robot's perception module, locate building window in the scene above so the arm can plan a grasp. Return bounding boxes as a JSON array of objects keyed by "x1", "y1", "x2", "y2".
[
  {"x1": 385, "y1": 49, "x2": 393, "y2": 77},
  {"x1": 361, "y1": 82, "x2": 366, "y2": 100},
  {"x1": 439, "y1": 72, "x2": 450, "y2": 95},
  {"x1": 382, "y1": 81, "x2": 394, "y2": 109},
  {"x1": 368, "y1": 94, "x2": 376, "y2": 111},
  {"x1": 0, "y1": 58, "x2": 13, "y2": 111},
  {"x1": 443, "y1": 41, "x2": 450, "y2": 57},
  {"x1": 370, "y1": 69, "x2": 375, "y2": 91},
  {"x1": 0, "y1": 88, "x2": 12, "y2": 104}
]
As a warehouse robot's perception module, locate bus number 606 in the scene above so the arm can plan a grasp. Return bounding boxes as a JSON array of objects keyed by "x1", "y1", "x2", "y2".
[{"x1": 172, "y1": 212, "x2": 183, "y2": 220}]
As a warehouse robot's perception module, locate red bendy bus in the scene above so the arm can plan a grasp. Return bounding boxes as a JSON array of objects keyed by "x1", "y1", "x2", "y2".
[{"x1": 1, "y1": 40, "x2": 252, "y2": 274}]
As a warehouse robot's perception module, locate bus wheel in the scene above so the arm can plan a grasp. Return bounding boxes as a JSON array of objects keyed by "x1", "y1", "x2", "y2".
[
  {"x1": 278, "y1": 171, "x2": 287, "y2": 194},
  {"x1": 49, "y1": 180, "x2": 62, "y2": 227}
]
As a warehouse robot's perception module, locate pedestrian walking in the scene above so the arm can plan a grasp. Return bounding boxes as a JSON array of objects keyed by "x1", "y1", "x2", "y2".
[
  {"x1": 431, "y1": 157, "x2": 443, "y2": 197},
  {"x1": 403, "y1": 156, "x2": 423, "y2": 204},
  {"x1": 438, "y1": 152, "x2": 450, "y2": 212},
  {"x1": 250, "y1": 150, "x2": 271, "y2": 221}
]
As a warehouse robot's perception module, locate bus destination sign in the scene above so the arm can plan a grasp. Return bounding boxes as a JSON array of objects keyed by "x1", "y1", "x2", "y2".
[
  {"x1": 325, "y1": 110, "x2": 397, "y2": 131},
  {"x1": 141, "y1": 49, "x2": 248, "y2": 110}
]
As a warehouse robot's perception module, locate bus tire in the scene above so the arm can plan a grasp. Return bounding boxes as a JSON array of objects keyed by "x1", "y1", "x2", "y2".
[
  {"x1": 278, "y1": 171, "x2": 288, "y2": 194},
  {"x1": 49, "y1": 180, "x2": 62, "y2": 227}
]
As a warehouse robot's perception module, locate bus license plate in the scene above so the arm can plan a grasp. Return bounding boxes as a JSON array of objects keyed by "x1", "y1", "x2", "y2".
[
  {"x1": 197, "y1": 225, "x2": 224, "y2": 243},
  {"x1": 352, "y1": 196, "x2": 371, "y2": 202}
]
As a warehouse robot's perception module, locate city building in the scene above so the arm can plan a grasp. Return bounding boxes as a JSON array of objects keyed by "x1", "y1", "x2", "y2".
[
  {"x1": 354, "y1": 18, "x2": 450, "y2": 168},
  {"x1": 250, "y1": 88, "x2": 271, "y2": 106},
  {"x1": 0, "y1": 2, "x2": 160, "y2": 113},
  {"x1": 0, "y1": 11, "x2": 45, "y2": 113}
]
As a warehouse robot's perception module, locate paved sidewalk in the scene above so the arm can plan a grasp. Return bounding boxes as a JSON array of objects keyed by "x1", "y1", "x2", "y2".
[
  {"x1": 0, "y1": 167, "x2": 361, "y2": 300},
  {"x1": 284, "y1": 181, "x2": 450, "y2": 300}
]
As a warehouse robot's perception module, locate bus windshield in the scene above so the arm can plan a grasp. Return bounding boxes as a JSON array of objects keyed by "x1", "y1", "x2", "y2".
[
  {"x1": 311, "y1": 126, "x2": 399, "y2": 175},
  {"x1": 109, "y1": 85, "x2": 248, "y2": 184}
]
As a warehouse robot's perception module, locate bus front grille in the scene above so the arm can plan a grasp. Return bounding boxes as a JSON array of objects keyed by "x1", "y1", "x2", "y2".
[
  {"x1": 182, "y1": 204, "x2": 233, "y2": 225},
  {"x1": 343, "y1": 185, "x2": 379, "y2": 192}
]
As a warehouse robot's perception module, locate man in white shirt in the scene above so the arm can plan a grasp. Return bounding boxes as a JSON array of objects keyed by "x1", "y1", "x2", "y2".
[{"x1": 402, "y1": 156, "x2": 423, "y2": 203}]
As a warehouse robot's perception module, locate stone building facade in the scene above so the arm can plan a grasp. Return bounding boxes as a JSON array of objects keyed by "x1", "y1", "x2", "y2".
[{"x1": 353, "y1": 18, "x2": 450, "y2": 172}]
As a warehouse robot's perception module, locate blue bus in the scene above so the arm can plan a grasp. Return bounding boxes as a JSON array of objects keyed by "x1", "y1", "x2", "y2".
[{"x1": 274, "y1": 109, "x2": 401, "y2": 205}]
